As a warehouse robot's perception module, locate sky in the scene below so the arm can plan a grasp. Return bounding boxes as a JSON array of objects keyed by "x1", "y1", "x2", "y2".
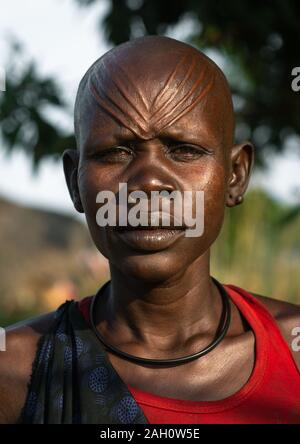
[{"x1": 0, "y1": 0, "x2": 299, "y2": 217}]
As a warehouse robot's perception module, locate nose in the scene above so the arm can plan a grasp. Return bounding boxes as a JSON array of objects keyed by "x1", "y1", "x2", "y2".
[
  {"x1": 124, "y1": 140, "x2": 180, "y2": 196},
  {"x1": 116, "y1": 146, "x2": 186, "y2": 228},
  {"x1": 125, "y1": 165, "x2": 181, "y2": 227},
  {"x1": 126, "y1": 157, "x2": 179, "y2": 198}
]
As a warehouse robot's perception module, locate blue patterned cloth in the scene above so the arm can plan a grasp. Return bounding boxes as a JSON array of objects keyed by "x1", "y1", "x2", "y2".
[{"x1": 20, "y1": 298, "x2": 149, "y2": 424}]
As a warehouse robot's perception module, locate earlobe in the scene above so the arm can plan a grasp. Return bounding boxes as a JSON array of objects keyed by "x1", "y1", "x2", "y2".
[
  {"x1": 226, "y1": 141, "x2": 255, "y2": 208},
  {"x1": 62, "y1": 149, "x2": 84, "y2": 213}
]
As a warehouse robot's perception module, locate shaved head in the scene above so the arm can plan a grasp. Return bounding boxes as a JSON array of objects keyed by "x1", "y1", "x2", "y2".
[{"x1": 74, "y1": 36, "x2": 235, "y2": 151}]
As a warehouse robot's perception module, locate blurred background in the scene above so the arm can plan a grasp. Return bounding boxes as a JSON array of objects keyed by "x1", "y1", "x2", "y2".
[{"x1": 0, "y1": 0, "x2": 299, "y2": 326}]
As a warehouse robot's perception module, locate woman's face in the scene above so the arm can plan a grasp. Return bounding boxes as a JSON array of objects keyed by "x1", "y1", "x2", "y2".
[
  {"x1": 66, "y1": 39, "x2": 251, "y2": 283},
  {"x1": 76, "y1": 100, "x2": 231, "y2": 283}
]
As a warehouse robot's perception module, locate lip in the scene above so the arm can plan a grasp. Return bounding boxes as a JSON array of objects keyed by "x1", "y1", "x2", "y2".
[{"x1": 114, "y1": 227, "x2": 186, "y2": 251}]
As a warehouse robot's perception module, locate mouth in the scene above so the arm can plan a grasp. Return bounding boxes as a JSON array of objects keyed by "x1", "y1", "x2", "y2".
[{"x1": 113, "y1": 225, "x2": 186, "y2": 251}]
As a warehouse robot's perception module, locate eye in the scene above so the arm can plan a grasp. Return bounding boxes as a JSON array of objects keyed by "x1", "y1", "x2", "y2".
[
  {"x1": 168, "y1": 144, "x2": 208, "y2": 161},
  {"x1": 92, "y1": 146, "x2": 134, "y2": 163}
]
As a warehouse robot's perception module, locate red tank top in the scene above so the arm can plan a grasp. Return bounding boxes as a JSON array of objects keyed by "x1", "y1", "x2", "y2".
[{"x1": 78, "y1": 283, "x2": 300, "y2": 424}]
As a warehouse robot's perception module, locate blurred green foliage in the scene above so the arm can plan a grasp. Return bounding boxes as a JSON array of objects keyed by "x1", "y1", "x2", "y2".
[{"x1": 0, "y1": 42, "x2": 75, "y2": 168}]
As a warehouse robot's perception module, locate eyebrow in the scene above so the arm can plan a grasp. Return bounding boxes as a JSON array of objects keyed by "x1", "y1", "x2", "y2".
[{"x1": 82, "y1": 131, "x2": 217, "y2": 156}]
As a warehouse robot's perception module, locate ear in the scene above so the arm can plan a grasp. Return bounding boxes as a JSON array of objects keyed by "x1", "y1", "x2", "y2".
[
  {"x1": 62, "y1": 149, "x2": 84, "y2": 213},
  {"x1": 226, "y1": 142, "x2": 255, "y2": 208}
]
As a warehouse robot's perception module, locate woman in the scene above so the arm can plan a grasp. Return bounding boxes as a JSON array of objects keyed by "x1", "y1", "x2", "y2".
[{"x1": 1, "y1": 36, "x2": 299, "y2": 424}]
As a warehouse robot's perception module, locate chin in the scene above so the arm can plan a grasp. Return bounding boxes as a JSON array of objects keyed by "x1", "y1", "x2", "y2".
[{"x1": 111, "y1": 251, "x2": 186, "y2": 284}]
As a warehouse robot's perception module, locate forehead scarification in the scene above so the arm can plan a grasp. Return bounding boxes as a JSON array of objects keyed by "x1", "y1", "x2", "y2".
[
  {"x1": 75, "y1": 36, "x2": 234, "y2": 145},
  {"x1": 88, "y1": 57, "x2": 150, "y2": 138}
]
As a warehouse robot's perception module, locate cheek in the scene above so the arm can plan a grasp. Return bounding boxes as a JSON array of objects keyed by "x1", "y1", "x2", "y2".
[
  {"x1": 202, "y1": 165, "x2": 227, "y2": 244},
  {"x1": 185, "y1": 162, "x2": 227, "y2": 249},
  {"x1": 77, "y1": 163, "x2": 114, "y2": 257},
  {"x1": 78, "y1": 165, "x2": 99, "y2": 222},
  {"x1": 78, "y1": 162, "x2": 117, "y2": 213}
]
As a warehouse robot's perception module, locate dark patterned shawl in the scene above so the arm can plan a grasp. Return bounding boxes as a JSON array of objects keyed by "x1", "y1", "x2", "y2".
[{"x1": 20, "y1": 299, "x2": 149, "y2": 424}]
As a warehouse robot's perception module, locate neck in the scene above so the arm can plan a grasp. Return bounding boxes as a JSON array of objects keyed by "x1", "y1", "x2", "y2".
[{"x1": 94, "y1": 252, "x2": 224, "y2": 354}]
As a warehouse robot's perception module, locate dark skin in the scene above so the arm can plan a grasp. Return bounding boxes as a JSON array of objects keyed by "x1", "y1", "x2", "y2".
[{"x1": 0, "y1": 36, "x2": 300, "y2": 424}]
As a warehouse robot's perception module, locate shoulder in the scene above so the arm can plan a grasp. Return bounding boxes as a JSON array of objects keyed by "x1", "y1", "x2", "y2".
[
  {"x1": 0, "y1": 310, "x2": 56, "y2": 424},
  {"x1": 248, "y1": 291, "x2": 300, "y2": 372}
]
